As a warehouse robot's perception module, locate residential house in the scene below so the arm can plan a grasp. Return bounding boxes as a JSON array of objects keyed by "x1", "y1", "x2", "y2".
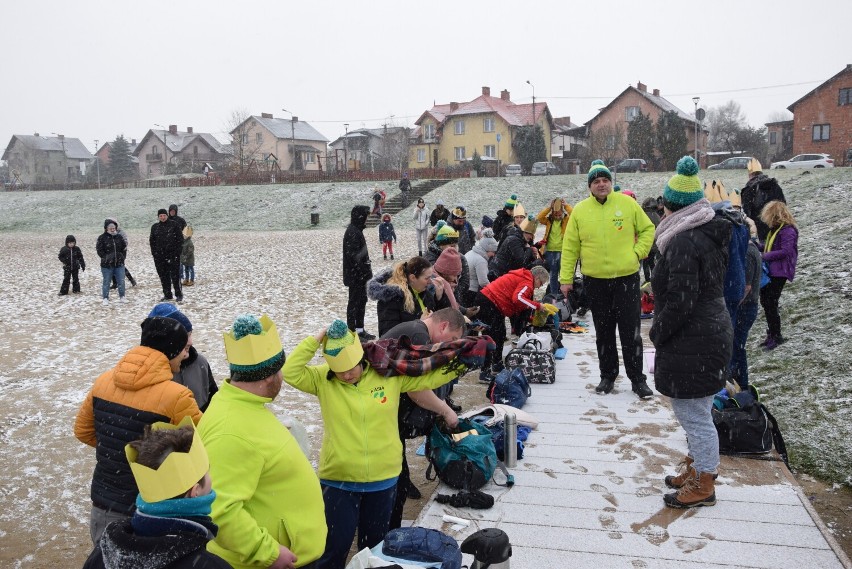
[
  {"x1": 2, "y1": 134, "x2": 94, "y2": 186},
  {"x1": 134, "y1": 125, "x2": 230, "y2": 178},
  {"x1": 584, "y1": 81, "x2": 707, "y2": 169},
  {"x1": 765, "y1": 120, "x2": 794, "y2": 164},
  {"x1": 329, "y1": 126, "x2": 410, "y2": 173},
  {"x1": 95, "y1": 138, "x2": 138, "y2": 167},
  {"x1": 786, "y1": 64, "x2": 852, "y2": 166},
  {"x1": 551, "y1": 116, "x2": 588, "y2": 173},
  {"x1": 229, "y1": 113, "x2": 329, "y2": 174},
  {"x1": 408, "y1": 86, "x2": 553, "y2": 173}
]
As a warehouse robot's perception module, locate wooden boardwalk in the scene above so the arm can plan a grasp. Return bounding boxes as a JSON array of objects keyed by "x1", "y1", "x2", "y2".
[{"x1": 415, "y1": 322, "x2": 851, "y2": 568}]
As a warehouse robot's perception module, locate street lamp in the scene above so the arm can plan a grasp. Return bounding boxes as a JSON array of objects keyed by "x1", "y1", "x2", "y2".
[
  {"x1": 281, "y1": 108, "x2": 298, "y2": 174},
  {"x1": 692, "y1": 97, "x2": 700, "y2": 162},
  {"x1": 94, "y1": 139, "x2": 101, "y2": 189},
  {"x1": 154, "y1": 123, "x2": 170, "y2": 173},
  {"x1": 51, "y1": 132, "x2": 67, "y2": 189},
  {"x1": 526, "y1": 80, "x2": 536, "y2": 128},
  {"x1": 343, "y1": 123, "x2": 349, "y2": 173}
]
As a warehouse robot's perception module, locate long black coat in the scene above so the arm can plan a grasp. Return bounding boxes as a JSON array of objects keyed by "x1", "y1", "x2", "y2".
[
  {"x1": 650, "y1": 216, "x2": 733, "y2": 399},
  {"x1": 741, "y1": 174, "x2": 786, "y2": 240},
  {"x1": 96, "y1": 232, "x2": 127, "y2": 268},
  {"x1": 149, "y1": 220, "x2": 183, "y2": 262},
  {"x1": 492, "y1": 226, "x2": 536, "y2": 277},
  {"x1": 367, "y1": 267, "x2": 450, "y2": 336},
  {"x1": 343, "y1": 205, "x2": 373, "y2": 287}
]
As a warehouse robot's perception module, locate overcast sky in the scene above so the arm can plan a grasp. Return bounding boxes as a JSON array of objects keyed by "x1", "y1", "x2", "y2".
[{"x1": 2, "y1": 0, "x2": 849, "y2": 154}]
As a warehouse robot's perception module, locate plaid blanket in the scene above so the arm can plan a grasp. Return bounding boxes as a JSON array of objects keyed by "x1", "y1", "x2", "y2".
[{"x1": 363, "y1": 335, "x2": 496, "y2": 378}]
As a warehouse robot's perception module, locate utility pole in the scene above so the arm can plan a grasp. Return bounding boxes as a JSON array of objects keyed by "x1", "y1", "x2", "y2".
[
  {"x1": 94, "y1": 139, "x2": 101, "y2": 189},
  {"x1": 343, "y1": 123, "x2": 349, "y2": 173},
  {"x1": 693, "y1": 97, "x2": 700, "y2": 162},
  {"x1": 526, "y1": 80, "x2": 536, "y2": 130}
]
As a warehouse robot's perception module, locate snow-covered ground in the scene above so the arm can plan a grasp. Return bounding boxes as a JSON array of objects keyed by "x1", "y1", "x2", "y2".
[{"x1": 0, "y1": 168, "x2": 849, "y2": 566}]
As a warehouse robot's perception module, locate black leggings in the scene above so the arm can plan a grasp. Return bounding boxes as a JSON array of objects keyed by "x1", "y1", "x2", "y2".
[
  {"x1": 476, "y1": 293, "x2": 506, "y2": 372},
  {"x1": 759, "y1": 276, "x2": 786, "y2": 337}
]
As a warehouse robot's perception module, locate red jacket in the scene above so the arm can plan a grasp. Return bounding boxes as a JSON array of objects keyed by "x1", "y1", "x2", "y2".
[{"x1": 481, "y1": 268, "x2": 541, "y2": 316}]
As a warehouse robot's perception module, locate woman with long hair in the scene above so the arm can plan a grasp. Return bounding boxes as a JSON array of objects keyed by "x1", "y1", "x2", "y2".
[{"x1": 758, "y1": 201, "x2": 799, "y2": 350}]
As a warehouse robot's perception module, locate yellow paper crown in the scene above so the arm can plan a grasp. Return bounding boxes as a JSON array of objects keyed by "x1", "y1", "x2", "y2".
[
  {"x1": 223, "y1": 314, "x2": 283, "y2": 368},
  {"x1": 126, "y1": 416, "x2": 209, "y2": 502}
]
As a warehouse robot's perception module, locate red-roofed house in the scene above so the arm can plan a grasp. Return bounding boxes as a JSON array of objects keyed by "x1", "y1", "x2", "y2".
[{"x1": 408, "y1": 86, "x2": 553, "y2": 173}]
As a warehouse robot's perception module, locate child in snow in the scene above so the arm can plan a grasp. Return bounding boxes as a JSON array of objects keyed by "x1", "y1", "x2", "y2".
[
  {"x1": 378, "y1": 214, "x2": 397, "y2": 260},
  {"x1": 372, "y1": 189, "x2": 386, "y2": 217},
  {"x1": 181, "y1": 225, "x2": 195, "y2": 286},
  {"x1": 58, "y1": 234, "x2": 86, "y2": 295}
]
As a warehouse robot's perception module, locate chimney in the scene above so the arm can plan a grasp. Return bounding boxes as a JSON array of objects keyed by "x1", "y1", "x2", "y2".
[
  {"x1": 131, "y1": 139, "x2": 136, "y2": 145},
  {"x1": 187, "y1": 126, "x2": 193, "y2": 134},
  {"x1": 169, "y1": 124, "x2": 178, "y2": 135},
  {"x1": 450, "y1": 102, "x2": 459, "y2": 111},
  {"x1": 652, "y1": 88, "x2": 660, "y2": 97},
  {"x1": 34, "y1": 132, "x2": 39, "y2": 137},
  {"x1": 261, "y1": 112, "x2": 273, "y2": 119},
  {"x1": 501, "y1": 89, "x2": 510, "y2": 101},
  {"x1": 482, "y1": 86, "x2": 491, "y2": 96},
  {"x1": 637, "y1": 82, "x2": 647, "y2": 93}
]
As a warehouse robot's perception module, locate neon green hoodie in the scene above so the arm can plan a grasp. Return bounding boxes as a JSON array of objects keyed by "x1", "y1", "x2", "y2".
[
  {"x1": 283, "y1": 335, "x2": 461, "y2": 482},
  {"x1": 199, "y1": 381, "x2": 326, "y2": 569},
  {"x1": 559, "y1": 191, "x2": 655, "y2": 282}
]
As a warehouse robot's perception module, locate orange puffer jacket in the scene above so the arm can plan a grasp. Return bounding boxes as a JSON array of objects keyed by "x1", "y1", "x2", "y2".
[{"x1": 74, "y1": 345, "x2": 202, "y2": 513}]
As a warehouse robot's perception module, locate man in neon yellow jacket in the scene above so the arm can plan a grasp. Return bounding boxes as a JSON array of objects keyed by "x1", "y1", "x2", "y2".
[
  {"x1": 199, "y1": 314, "x2": 326, "y2": 569},
  {"x1": 560, "y1": 160, "x2": 656, "y2": 398}
]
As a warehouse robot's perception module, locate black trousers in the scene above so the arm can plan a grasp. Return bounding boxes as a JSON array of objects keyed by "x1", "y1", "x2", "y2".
[
  {"x1": 759, "y1": 276, "x2": 786, "y2": 337},
  {"x1": 476, "y1": 292, "x2": 506, "y2": 372},
  {"x1": 60, "y1": 267, "x2": 80, "y2": 294},
  {"x1": 584, "y1": 272, "x2": 646, "y2": 383},
  {"x1": 346, "y1": 282, "x2": 367, "y2": 330},
  {"x1": 154, "y1": 257, "x2": 182, "y2": 299}
]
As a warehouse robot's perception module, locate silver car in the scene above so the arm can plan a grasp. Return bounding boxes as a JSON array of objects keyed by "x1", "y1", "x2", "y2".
[
  {"x1": 505, "y1": 164, "x2": 523, "y2": 177},
  {"x1": 531, "y1": 161, "x2": 558, "y2": 175},
  {"x1": 770, "y1": 153, "x2": 834, "y2": 169}
]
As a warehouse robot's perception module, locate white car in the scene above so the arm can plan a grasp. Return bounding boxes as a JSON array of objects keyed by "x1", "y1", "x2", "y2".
[
  {"x1": 505, "y1": 164, "x2": 523, "y2": 177},
  {"x1": 770, "y1": 153, "x2": 834, "y2": 169},
  {"x1": 530, "y1": 161, "x2": 559, "y2": 175}
]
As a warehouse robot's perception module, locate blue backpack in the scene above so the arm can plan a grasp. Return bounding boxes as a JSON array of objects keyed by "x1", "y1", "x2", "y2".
[
  {"x1": 486, "y1": 367, "x2": 531, "y2": 408},
  {"x1": 382, "y1": 527, "x2": 462, "y2": 569}
]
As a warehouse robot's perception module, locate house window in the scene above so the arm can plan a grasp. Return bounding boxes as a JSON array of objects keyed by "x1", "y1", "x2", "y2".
[
  {"x1": 256, "y1": 133, "x2": 263, "y2": 144},
  {"x1": 417, "y1": 148, "x2": 426, "y2": 163},
  {"x1": 152, "y1": 145, "x2": 158, "y2": 155},
  {"x1": 43, "y1": 165, "x2": 50, "y2": 173},
  {"x1": 605, "y1": 135, "x2": 616, "y2": 150},
  {"x1": 769, "y1": 131, "x2": 777, "y2": 145},
  {"x1": 483, "y1": 117, "x2": 495, "y2": 132},
  {"x1": 454, "y1": 120, "x2": 465, "y2": 135},
  {"x1": 839, "y1": 88, "x2": 851, "y2": 106},
  {"x1": 241, "y1": 133, "x2": 249, "y2": 145},
  {"x1": 484, "y1": 145, "x2": 496, "y2": 158},
  {"x1": 625, "y1": 106, "x2": 640, "y2": 122},
  {"x1": 424, "y1": 124, "x2": 435, "y2": 139},
  {"x1": 454, "y1": 147, "x2": 466, "y2": 161},
  {"x1": 812, "y1": 124, "x2": 830, "y2": 141},
  {"x1": 304, "y1": 151, "x2": 315, "y2": 164},
  {"x1": 193, "y1": 145, "x2": 198, "y2": 155}
]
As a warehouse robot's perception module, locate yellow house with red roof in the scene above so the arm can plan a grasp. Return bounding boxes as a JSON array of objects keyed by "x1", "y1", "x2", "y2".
[{"x1": 409, "y1": 86, "x2": 552, "y2": 172}]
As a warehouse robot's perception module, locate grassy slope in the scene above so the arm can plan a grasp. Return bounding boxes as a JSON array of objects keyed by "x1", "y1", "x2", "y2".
[{"x1": 1, "y1": 168, "x2": 850, "y2": 485}]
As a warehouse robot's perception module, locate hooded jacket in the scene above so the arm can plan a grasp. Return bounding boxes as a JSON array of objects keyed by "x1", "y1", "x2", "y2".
[
  {"x1": 168, "y1": 204, "x2": 187, "y2": 230},
  {"x1": 173, "y1": 346, "x2": 217, "y2": 411},
  {"x1": 343, "y1": 205, "x2": 373, "y2": 286},
  {"x1": 762, "y1": 224, "x2": 799, "y2": 282},
  {"x1": 713, "y1": 205, "x2": 749, "y2": 306},
  {"x1": 492, "y1": 209, "x2": 514, "y2": 244},
  {"x1": 413, "y1": 206, "x2": 430, "y2": 231},
  {"x1": 59, "y1": 235, "x2": 86, "y2": 271},
  {"x1": 97, "y1": 227, "x2": 127, "y2": 268},
  {"x1": 650, "y1": 215, "x2": 732, "y2": 399},
  {"x1": 74, "y1": 346, "x2": 202, "y2": 513},
  {"x1": 429, "y1": 205, "x2": 449, "y2": 226},
  {"x1": 465, "y1": 242, "x2": 492, "y2": 292},
  {"x1": 378, "y1": 220, "x2": 397, "y2": 243},
  {"x1": 481, "y1": 268, "x2": 542, "y2": 317},
  {"x1": 741, "y1": 174, "x2": 786, "y2": 240},
  {"x1": 368, "y1": 267, "x2": 450, "y2": 336},
  {"x1": 493, "y1": 225, "x2": 536, "y2": 277},
  {"x1": 150, "y1": 217, "x2": 183, "y2": 262}
]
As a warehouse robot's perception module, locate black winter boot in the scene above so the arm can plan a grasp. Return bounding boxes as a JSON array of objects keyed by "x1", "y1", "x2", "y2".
[{"x1": 595, "y1": 377, "x2": 616, "y2": 394}]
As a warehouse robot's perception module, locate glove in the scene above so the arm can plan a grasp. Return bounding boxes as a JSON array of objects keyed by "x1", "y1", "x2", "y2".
[
  {"x1": 435, "y1": 490, "x2": 494, "y2": 509},
  {"x1": 540, "y1": 303, "x2": 559, "y2": 316}
]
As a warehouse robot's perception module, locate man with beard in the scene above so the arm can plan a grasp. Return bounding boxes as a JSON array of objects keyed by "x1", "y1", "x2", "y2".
[{"x1": 343, "y1": 205, "x2": 375, "y2": 340}]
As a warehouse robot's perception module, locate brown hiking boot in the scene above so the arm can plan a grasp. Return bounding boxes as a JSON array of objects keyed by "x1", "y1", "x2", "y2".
[
  {"x1": 664, "y1": 456, "x2": 695, "y2": 489},
  {"x1": 664, "y1": 471, "x2": 717, "y2": 508}
]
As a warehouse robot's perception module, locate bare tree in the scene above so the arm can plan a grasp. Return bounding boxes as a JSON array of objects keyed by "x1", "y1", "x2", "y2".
[
  {"x1": 587, "y1": 123, "x2": 625, "y2": 167},
  {"x1": 223, "y1": 108, "x2": 265, "y2": 173},
  {"x1": 706, "y1": 100, "x2": 747, "y2": 152},
  {"x1": 766, "y1": 110, "x2": 793, "y2": 123}
]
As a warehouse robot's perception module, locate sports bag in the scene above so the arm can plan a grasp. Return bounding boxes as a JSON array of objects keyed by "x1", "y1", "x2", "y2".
[
  {"x1": 382, "y1": 527, "x2": 462, "y2": 569},
  {"x1": 426, "y1": 418, "x2": 497, "y2": 491},
  {"x1": 712, "y1": 386, "x2": 788, "y2": 466},
  {"x1": 486, "y1": 367, "x2": 531, "y2": 407},
  {"x1": 504, "y1": 346, "x2": 556, "y2": 384},
  {"x1": 516, "y1": 330, "x2": 552, "y2": 352}
]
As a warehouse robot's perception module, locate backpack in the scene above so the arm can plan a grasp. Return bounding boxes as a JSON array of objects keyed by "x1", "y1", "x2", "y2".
[
  {"x1": 426, "y1": 418, "x2": 497, "y2": 491},
  {"x1": 712, "y1": 385, "x2": 788, "y2": 466},
  {"x1": 486, "y1": 367, "x2": 531, "y2": 407},
  {"x1": 382, "y1": 527, "x2": 462, "y2": 569}
]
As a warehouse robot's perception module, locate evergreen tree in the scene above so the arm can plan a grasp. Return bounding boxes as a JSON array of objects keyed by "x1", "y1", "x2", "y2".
[
  {"x1": 655, "y1": 111, "x2": 688, "y2": 171},
  {"x1": 108, "y1": 135, "x2": 137, "y2": 182},
  {"x1": 626, "y1": 112, "x2": 655, "y2": 166},
  {"x1": 471, "y1": 150, "x2": 485, "y2": 177},
  {"x1": 512, "y1": 125, "x2": 547, "y2": 173}
]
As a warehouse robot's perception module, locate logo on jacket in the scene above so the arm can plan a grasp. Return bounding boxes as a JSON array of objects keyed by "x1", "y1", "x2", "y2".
[
  {"x1": 613, "y1": 215, "x2": 624, "y2": 231},
  {"x1": 371, "y1": 386, "x2": 388, "y2": 404}
]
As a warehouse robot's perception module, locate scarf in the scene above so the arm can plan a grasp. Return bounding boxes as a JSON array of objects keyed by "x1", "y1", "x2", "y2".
[
  {"x1": 765, "y1": 223, "x2": 785, "y2": 253},
  {"x1": 655, "y1": 198, "x2": 716, "y2": 255},
  {"x1": 363, "y1": 335, "x2": 496, "y2": 378},
  {"x1": 135, "y1": 489, "x2": 216, "y2": 519}
]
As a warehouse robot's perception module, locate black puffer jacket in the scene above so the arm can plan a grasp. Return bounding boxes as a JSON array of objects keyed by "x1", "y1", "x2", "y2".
[
  {"x1": 741, "y1": 174, "x2": 785, "y2": 240},
  {"x1": 96, "y1": 231, "x2": 127, "y2": 268},
  {"x1": 168, "y1": 204, "x2": 187, "y2": 230},
  {"x1": 650, "y1": 216, "x2": 733, "y2": 399},
  {"x1": 492, "y1": 226, "x2": 536, "y2": 277},
  {"x1": 343, "y1": 205, "x2": 373, "y2": 287},
  {"x1": 59, "y1": 235, "x2": 86, "y2": 271},
  {"x1": 149, "y1": 219, "x2": 183, "y2": 261},
  {"x1": 492, "y1": 209, "x2": 514, "y2": 244},
  {"x1": 367, "y1": 267, "x2": 450, "y2": 336}
]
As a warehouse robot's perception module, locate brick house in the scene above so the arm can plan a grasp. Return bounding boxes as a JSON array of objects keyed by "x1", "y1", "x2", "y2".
[
  {"x1": 786, "y1": 64, "x2": 852, "y2": 166},
  {"x1": 2, "y1": 134, "x2": 94, "y2": 186},
  {"x1": 134, "y1": 125, "x2": 230, "y2": 178},
  {"x1": 584, "y1": 81, "x2": 707, "y2": 169}
]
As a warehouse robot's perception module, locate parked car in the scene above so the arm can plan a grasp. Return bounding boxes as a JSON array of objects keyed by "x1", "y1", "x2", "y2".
[
  {"x1": 612, "y1": 159, "x2": 647, "y2": 172},
  {"x1": 505, "y1": 164, "x2": 523, "y2": 177},
  {"x1": 708, "y1": 156, "x2": 754, "y2": 170},
  {"x1": 530, "y1": 161, "x2": 558, "y2": 175},
  {"x1": 770, "y1": 153, "x2": 834, "y2": 169}
]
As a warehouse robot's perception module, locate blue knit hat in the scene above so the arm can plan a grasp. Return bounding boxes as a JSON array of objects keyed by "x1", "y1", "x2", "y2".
[
  {"x1": 148, "y1": 303, "x2": 193, "y2": 333},
  {"x1": 587, "y1": 160, "x2": 612, "y2": 186},
  {"x1": 663, "y1": 156, "x2": 704, "y2": 207}
]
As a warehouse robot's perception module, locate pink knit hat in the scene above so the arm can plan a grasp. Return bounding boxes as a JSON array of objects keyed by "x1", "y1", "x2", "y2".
[{"x1": 433, "y1": 247, "x2": 462, "y2": 277}]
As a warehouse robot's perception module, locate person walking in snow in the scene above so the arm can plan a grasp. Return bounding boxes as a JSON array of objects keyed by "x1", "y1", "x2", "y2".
[
  {"x1": 413, "y1": 198, "x2": 430, "y2": 256},
  {"x1": 758, "y1": 200, "x2": 799, "y2": 351},
  {"x1": 378, "y1": 213, "x2": 397, "y2": 260},
  {"x1": 58, "y1": 234, "x2": 86, "y2": 295}
]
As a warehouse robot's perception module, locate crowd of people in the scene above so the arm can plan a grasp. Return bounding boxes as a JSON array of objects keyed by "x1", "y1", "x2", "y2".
[{"x1": 74, "y1": 159, "x2": 799, "y2": 567}]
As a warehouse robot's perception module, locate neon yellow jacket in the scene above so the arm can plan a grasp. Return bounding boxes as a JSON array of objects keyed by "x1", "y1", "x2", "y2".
[
  {"x1": 199, "y1": 381, "x2": 326, "y2": 569},
  {"x1": 284, "y1": 336, "x2": 459, "y2": 482},
  {"x1": 559, "y1": 191, "x2": 656, "y2": 283}
]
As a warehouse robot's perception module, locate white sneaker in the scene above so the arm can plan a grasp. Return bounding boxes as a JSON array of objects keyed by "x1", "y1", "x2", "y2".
[
  {"x1": 102, "y1": 298, "x2": 109, "y2": 306},
  {"x1": 119, "y1": 296, "x2": 128, "y2": 303}
]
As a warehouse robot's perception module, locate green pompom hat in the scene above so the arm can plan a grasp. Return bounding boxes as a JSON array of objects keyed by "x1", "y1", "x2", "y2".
[
  {"x1": 587, "y1": 159, "x2": 612, "y2": 186},
  {"x1": 663, "y1": 156, "x2": 704, "y2": 206}
]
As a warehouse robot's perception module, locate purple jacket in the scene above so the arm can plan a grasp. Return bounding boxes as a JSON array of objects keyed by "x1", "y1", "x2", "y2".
[{"x1": 762, "y1": 225, "x2": 798, "y2": 282}]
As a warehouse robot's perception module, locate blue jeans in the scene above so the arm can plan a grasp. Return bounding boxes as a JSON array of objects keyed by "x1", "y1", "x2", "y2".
[
  {"x1": 670, "y1": 395, "x2": 719, "y2": 474},
  {"x1": 730, "y1": 301, "x2": 759, "y2": 388},
  {"x1": 543, "y1": 251, "x2": 562, "y2": 296},
  {"x1": 182, "y1": 264, "x2": 195, "y2": 281},
  {"x1": 318, "y1": 484, "x2": 397, "y2": 569},
  {"x1": 101, "y1": 266, "x2": 125, "y2": 299}
]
